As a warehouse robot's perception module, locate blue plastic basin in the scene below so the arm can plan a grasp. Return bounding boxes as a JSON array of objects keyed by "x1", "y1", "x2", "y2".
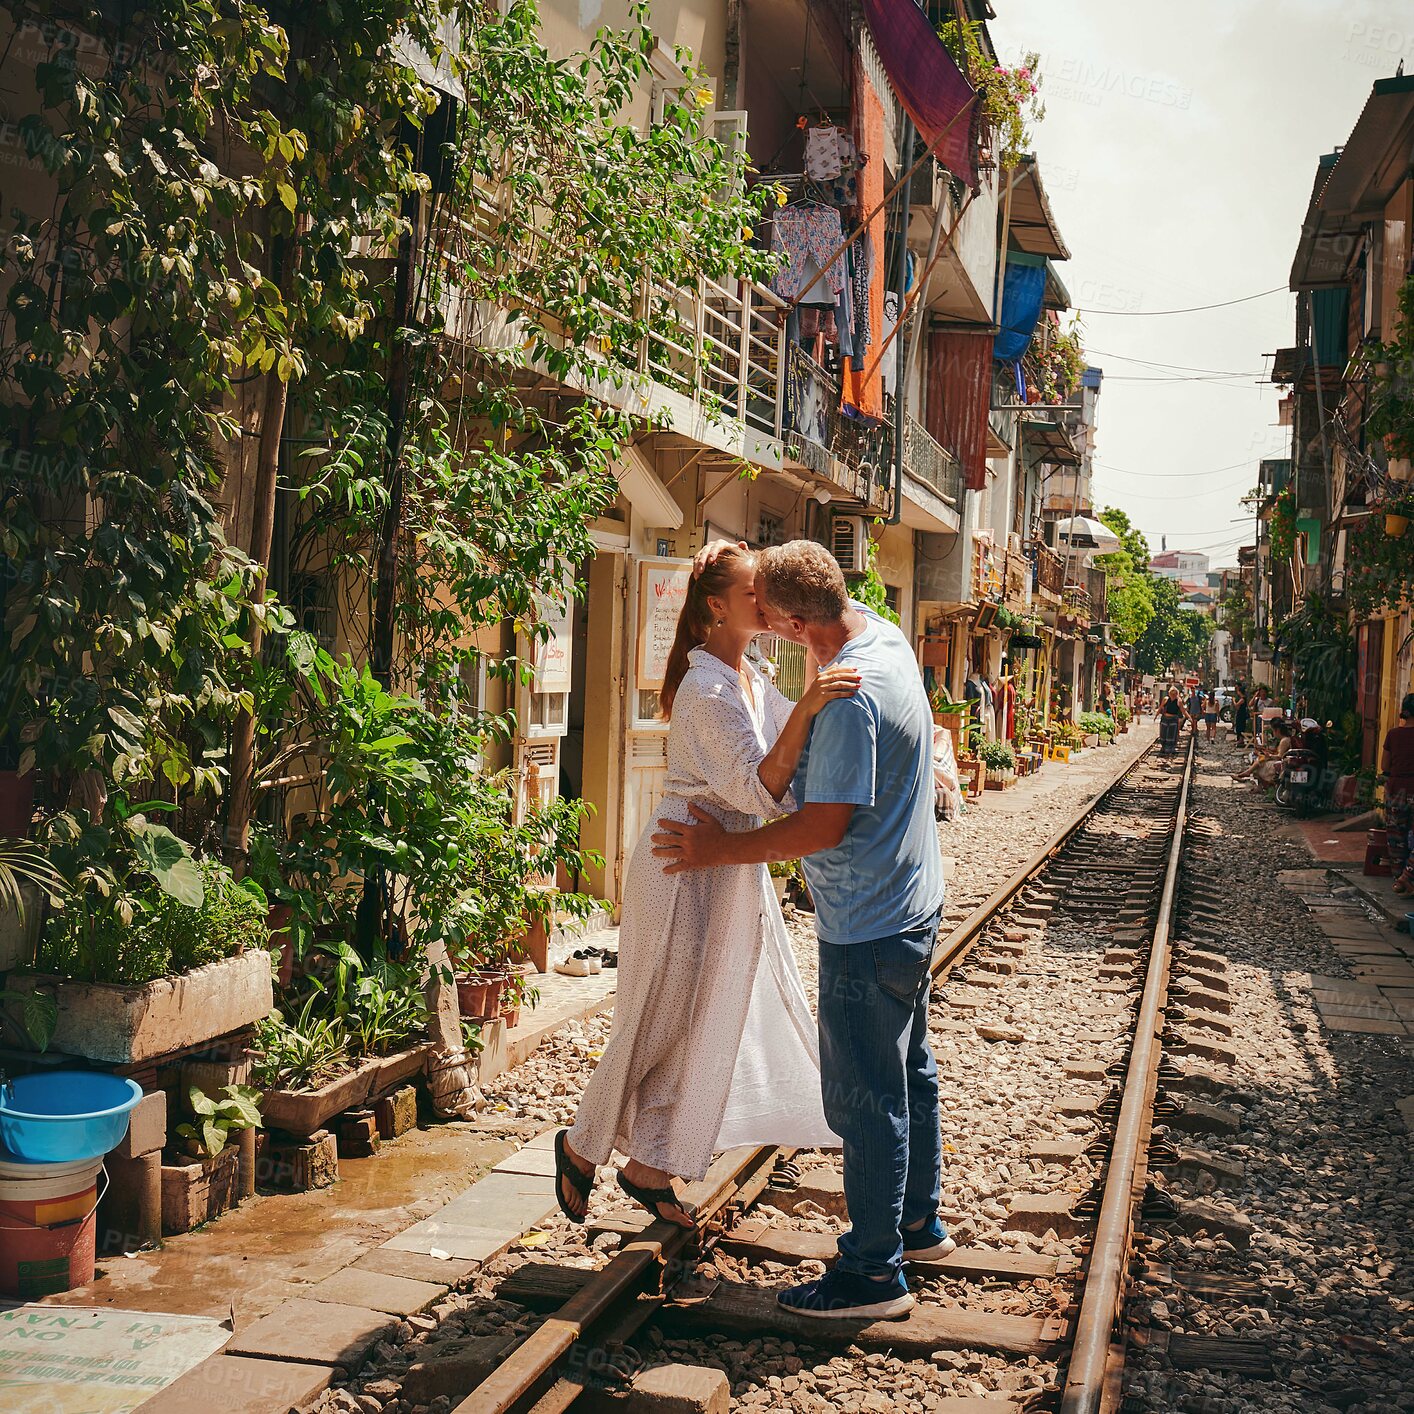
[{"x1": 0, "y1": 1072, "x2": 143, "y2": 1163}]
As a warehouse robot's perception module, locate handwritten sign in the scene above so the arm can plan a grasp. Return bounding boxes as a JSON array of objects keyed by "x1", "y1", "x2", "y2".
[
  {"x1": 636, "y1": 558, "x2": 692, "y2": 690},
  {"x1": 532, "y1": 591, "x2": 573, "y2": 694}
]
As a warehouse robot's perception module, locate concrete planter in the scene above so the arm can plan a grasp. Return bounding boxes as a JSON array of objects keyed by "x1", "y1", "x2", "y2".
[
  {"x1": 6, "y1": 949, "x2": 273, "y2": 1064},
  {"x1": 261, "y1": 1042, "x2": 432, "y2": 1138},
  {"x1": 161, "y1": 1145, "x2": 241, "y2": 1235},
  {"x1": 0, "y1": 882, "x2": 43, "y2": 972}
]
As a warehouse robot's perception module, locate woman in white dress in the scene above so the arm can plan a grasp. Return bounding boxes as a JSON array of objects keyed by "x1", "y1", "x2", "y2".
[{"x1": 556, "y1": 545, "x2": 857, "y2": 1226}]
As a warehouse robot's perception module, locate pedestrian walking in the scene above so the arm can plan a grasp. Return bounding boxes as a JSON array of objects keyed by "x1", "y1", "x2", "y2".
[
  {"x1": 656, "y1": 539, "x2": 948, "y2": 1320},
  {"x1": 1203, "y1": 691, "x2": 1219, "y2": 743},
  {"x1": 1186, "y1": 684, "x2": 1205, "y2": 737},
  {"x1": 1385, "y1": 695, "x2": 1414, "y2": 893},
  {"x1": 1158, "y1": 686, "x2": 1184, "y2": 756},
  {"x1": 1232, "y1": 685, "x2": 1250, "y2": 748}
]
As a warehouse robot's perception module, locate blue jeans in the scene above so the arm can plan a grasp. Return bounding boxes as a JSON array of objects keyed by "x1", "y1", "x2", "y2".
[{"x1": 817, "y1": 910, "x2": 943, "y2": 1280}]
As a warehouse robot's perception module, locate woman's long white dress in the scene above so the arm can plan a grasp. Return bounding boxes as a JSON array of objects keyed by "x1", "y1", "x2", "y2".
[{"x1": 566, "y1": 647, "x2": 839, "y2": 1181}]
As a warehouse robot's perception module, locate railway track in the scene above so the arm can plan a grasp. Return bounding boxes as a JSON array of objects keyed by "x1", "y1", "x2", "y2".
[{"x1": 441, "y1": 737, "x2": 1227, "y2": 1414}]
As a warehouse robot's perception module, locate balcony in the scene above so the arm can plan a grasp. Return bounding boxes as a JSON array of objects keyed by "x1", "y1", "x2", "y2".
[
  {"x1": 903, "y1": 416, "x2": 963, "y2": 507},
  {"x1": 1034, "y1": 545, "x2": 1064, "y2": 602},
  {"x1": 444, "y1": 183, "x2": 885, "y2": 507},
  {"x1": 1003, "y1": 549, "x2": 1029, "y2": 607},
  {"x1": 1059, "y1": 582, "x2": 1092, "y2": 633},
  {"x1": 972, "y1": 538, "x2": 1003, "y2": 601}
]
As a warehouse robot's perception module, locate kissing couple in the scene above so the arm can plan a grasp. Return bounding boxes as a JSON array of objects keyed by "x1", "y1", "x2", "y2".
[{"x1": 554, "y1": 538, "x2": 948, "y2": 1319}]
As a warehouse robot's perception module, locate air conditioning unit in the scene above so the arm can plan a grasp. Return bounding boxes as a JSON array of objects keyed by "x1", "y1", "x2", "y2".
[{"x1": 830, "y1": 515, "x2": 869, "y2": 575}]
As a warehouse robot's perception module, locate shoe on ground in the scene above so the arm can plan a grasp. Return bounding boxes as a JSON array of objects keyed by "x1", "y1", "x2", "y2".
[
  {"x1": 776, "y1": 1267, "x2": 914, "y2": 1320},
  {"x1": 554, "y1": 953, "x2": 592, "y2": 977},
  {"x1": 901, "y1": 1215, "x2": 957, "y2": 1262}
]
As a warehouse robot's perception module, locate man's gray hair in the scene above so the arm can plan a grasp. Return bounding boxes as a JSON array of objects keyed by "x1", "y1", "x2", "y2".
[{"x1": 758, "y1": 540, "x2": 850, "y2": 624}]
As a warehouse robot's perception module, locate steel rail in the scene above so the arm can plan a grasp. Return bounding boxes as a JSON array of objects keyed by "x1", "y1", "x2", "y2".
[
  {"x1": 930, "y1": 739, "x2": 1155, "y2": 979},
  {"x1": 458, "y1": 1145, "x2": 779, "y2": 1414},
  {"x1": 456, "y1": 734, "x2": 1162, "y2": 1414},
  {"x1": 1060, "y1": 737, "x2": 1195, "y2": 1413}
]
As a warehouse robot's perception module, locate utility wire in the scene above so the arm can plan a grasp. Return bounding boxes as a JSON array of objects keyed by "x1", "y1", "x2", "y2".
[
  {"x1": 1075, "y1": 284, "x2": 1289, "y2": 317},
  {"x1": 1087, "y1": 347, "x2": 1264, "y2": 376},
  {"x1": 1093, "y1": 458, "x2": 1258, "y2": 481}
]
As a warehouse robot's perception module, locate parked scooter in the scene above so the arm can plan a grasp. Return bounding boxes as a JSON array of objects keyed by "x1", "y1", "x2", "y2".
[{"x1": 1275, "y1": 718, "x2": 1328, "y2": 816}]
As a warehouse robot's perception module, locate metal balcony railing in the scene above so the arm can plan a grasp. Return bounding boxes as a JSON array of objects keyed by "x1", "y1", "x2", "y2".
[
  {"x1": 444, "y1": 184, "x2": 790, "y2": 438},
  {"x1": 903, "y1": 416, "x2": 963, "y2": 507},
  {"x1": 446, "y1": 182, "x2": 897, "y2": 504},
  {"x1": 1034, "y1": 545, "x2": 1064, "y2": 599}
]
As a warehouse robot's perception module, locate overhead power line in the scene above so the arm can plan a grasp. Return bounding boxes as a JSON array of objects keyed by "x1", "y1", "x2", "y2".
[
  {"x1": 1087, "y1": 347, "x2": 1263, "y2": 377},
  {"x1": 1093, "y1": 458, "x2": 1258, "y2": 481},
  {"x1": 1075, "y1": 285, "x2": 1289, "y2": 317}
]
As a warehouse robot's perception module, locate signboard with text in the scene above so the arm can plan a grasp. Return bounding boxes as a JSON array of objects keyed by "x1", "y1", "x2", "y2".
[
  {"x1": 532, "y1": 590, "x2": 573, "y2": 694},
  {"x1": 636, "y1": 558, "x2": 692, "y2": 690}
]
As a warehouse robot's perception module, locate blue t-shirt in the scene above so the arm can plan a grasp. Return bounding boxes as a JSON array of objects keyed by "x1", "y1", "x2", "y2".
[{"x1": 794, "y1": 608, "x2": 945, "y2": 945}]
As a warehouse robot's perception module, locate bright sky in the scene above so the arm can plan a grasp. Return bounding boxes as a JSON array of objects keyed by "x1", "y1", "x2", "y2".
[{"x1": 989, "y1": 0, "x2": 1409, "y2": 571}]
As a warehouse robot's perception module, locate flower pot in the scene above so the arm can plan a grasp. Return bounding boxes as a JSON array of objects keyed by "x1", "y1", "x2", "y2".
[
  {"x1": 500, "y1": 1004, "x2": 522, "y2": 1029},
  {"x1": 161, "y1": 1145, "x2": 242, "y2": 1235},
  {"x1": 5, "y1": 949, "x2": 274, "y2": 1065},
  {"x1": 0, "y1": 769, "x2": 35, "y2": 839},
  {"x1": 456, "y1": 969, "x2": 510, "y2": 1021},
  {"x1": 771, "y1": 876, "x2": 790, "y2": 904},
  {"x1": 260, "y1": 1041, "x2": 433, "y2": 1138},
  {"x1": 1385, "y1": 512, "x2": 1409, "y2": 538},
  {"x1": 1084, "y1": 734, "x2": 1099, "y2": 748}
]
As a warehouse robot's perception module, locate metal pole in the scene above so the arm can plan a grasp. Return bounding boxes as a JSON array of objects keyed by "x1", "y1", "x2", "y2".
[{"x1": 886, "y1": 118, "x2": 916, "y2": 527}]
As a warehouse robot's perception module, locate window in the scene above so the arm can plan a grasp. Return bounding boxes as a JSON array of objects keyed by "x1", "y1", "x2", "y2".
[
  {"x1": 288, "y1": 572, "x2": 334, "y2": 650},
  {"x1": 884, "y1": 584, "x2": 901, "y2": 619},
  {"x1": 756, "y1": 511, "x2": 785, "y2": 548}
]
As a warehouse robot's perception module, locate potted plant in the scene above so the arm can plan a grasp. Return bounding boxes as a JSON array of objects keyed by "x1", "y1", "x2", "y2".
[
  {"x1": 5, "y1": 810, "x2": 273, "y2": 1064},
  {"x1": 768, "y1": 857, "x2": 800, "y2": 904},
  {"x1": 1382, "y1": 490, "x2": 1414, "y2": 538},
  {"x1": 162, "y1": 1084, "x2": 261, "y2": 1234},
  {"x1": 978, "y1": 739, "x2": 1017, "y2": 788},
  {"x1": 254, "y1": 941, "x2": 433, "y2": 1137},
  {"x1": 1078, "y1": 712, "x2": 1115, "y2": 748}
]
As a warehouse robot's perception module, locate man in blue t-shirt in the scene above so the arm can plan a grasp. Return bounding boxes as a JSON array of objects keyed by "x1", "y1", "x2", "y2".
[{"x1": 652, "y1": 539, "x2": 947, "y2": 1321}]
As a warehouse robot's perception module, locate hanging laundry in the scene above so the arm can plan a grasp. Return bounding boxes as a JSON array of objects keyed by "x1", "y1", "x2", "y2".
[
  {"x1": 850, "y1": 232, "x2": 874, "y2": 356},
  {"x1": 770, "y1": 204, "x2": 846, "y2": 304},
  {"x1": 804, "y1": 124, "x2": 844, "y2": 181},
  {"x1": 841, "y1": 61, "x2": 886, "y2": 422}
]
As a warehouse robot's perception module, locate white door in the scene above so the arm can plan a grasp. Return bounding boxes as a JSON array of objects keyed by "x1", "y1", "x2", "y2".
[
  {"x1": 618, "y1": 556, "x2": 693, "y2": 887},
  {"x1": 512, "y1": 582, "x2": 573, "y2": 823}
]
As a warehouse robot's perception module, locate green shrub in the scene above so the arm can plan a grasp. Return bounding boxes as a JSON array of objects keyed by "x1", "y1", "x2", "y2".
[
  {"x1": 1078, "y1": 711, "x2": 1116, "y2": 739},
  {"x1": 147, "y1": 864, "x2": 269, "y2": 973},
  {"x1": 39, "y1": 860, "x2": 268, "y2": 986},
  {"x1": 978, "y1": 739, "x2": 1016, "y2": 771}
]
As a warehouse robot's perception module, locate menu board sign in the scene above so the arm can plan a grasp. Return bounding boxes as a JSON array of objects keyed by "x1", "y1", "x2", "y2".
[
  {"x1": 532, "y1": 591, "x2": 573, "y2": 694},
  {"x1": 636, "y1": 558, "x2": 692, "y2": 689}
]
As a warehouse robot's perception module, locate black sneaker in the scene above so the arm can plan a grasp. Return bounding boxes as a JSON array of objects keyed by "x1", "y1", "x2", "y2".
[
  {"x1": 900, "y1": 1215, "x2": 957, "y2": 1262},
  {"x1": 777, "y1": 1268, "x2": 913, "y2": 1320}
]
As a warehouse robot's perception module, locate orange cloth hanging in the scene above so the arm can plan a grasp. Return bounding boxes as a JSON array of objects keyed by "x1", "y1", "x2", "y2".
[{"x1": 841, "y1": 55, "x2": 886, "y2": 422}]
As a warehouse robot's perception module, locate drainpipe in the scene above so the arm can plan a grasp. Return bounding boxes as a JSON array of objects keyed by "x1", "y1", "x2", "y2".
[{"x1": 886, "y1": 118, "x2": 916, "y2": 527}]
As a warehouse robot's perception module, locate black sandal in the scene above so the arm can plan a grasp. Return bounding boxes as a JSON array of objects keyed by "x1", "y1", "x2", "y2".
[
  {"x1": 554, "y1": 1129, "x2": 594, "y2": 1225},
  {"x1": 616, "y1": 1169, "x2": 697, "y2": 1228}
]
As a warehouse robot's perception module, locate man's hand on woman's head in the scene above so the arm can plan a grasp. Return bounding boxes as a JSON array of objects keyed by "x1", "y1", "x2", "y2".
[{"x1": 692, "y1": 539, "x2": 748, "y2": 579}]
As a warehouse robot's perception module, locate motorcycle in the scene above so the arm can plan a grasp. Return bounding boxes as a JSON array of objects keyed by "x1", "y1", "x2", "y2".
[{"x1": 1275, "y1": 721, "x2": 1328, "y2": 816}]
